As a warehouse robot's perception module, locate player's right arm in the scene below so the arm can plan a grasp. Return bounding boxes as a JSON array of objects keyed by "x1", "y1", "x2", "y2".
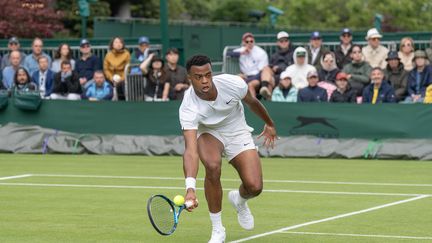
[{"x1": 182, "y1": 129, "x2": 199, "y2": 211}]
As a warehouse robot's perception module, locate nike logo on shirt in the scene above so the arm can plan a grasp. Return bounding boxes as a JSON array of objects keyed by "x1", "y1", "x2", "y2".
[{"x1": 226, "y1": 98, "x2": 234, "y2": 104}]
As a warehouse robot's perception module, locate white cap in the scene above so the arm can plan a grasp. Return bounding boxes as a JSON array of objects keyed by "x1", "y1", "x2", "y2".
[
  {"x1": 365, "y1": 28, "x2": 383, "y2": 40},
  {"x1": 280, "y1": 70, "x2": 291, "y2": 80},
  {"x1": 277, "y1": 31, "x2": 289, "y2": 40}
]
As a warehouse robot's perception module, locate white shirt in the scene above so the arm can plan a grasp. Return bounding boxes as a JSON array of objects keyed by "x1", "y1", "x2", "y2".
[
  {"x1": 179, "y1": 74, "x2": 252, "y2": 135},
  {"x1": 234, "y1": 46, "x2": 268, "y2": 76},
  {"x1": 39, "y1": 70, "x2": 47, "y2": 96}
]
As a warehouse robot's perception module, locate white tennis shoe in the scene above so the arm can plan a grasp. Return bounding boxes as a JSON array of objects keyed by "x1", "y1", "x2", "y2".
[
  {"x1": 228, "y1": 190, "x2": 254, "y2": 230},
  {"x1": 208, "y1": 226, "x2": 226, "y2": 243}
]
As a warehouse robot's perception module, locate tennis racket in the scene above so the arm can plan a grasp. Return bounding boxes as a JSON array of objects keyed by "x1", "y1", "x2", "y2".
[{"x1": 147, "y1": 194, "x2": 193, "y2": 235}]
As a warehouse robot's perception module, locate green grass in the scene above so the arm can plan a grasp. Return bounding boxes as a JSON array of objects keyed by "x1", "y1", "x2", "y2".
[{"x1": 0, "y1": 155, "x2": 431, "y2": 242}]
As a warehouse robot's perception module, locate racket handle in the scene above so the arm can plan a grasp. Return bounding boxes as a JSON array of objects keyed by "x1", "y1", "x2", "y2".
[{"x1": 184, "y1": 200, "x2": 194, "y2": 208}]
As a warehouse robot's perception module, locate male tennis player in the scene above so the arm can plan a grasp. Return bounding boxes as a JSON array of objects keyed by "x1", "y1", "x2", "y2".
[{"x1": 180, "y1": 55, "x2": 277, "y2": 243}]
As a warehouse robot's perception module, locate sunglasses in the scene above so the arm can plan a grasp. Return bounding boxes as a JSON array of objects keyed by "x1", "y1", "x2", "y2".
[
  {"x1": 245, "y1": 40, "x2": 254, "y2": 44},
  {"x1": 370, "y1": 38, "x2": 380, "y2": 41},
  {"x1": 9, "y1": 43, "x2": 18, "y2": 46},
  {"x1": 401, "y1": 43, "x2": 412, "y2": 47},
  {"x1": 352, "y1": 51, "x2": 361, "y2": 54},
  {"x1": 81, "y1": 44, "x2": 90, "y2": 48},
  {"x1": 278, "y1": 39, "x2": 289, "y2": 43}
]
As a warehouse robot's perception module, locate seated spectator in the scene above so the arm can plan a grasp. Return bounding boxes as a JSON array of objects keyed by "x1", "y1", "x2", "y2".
[
  {"x1": 23, "y1": 38, "x2": 52, "y2": 76},
  {"x1": 342, "y1": 44, "x2": 372, "y2": 96},
  {"x1": 362, "y1": 67, "x2": 396, "y2": 104},
  {"x1": 362, "y1": 28, "x2": 388, "y2": 69},
  {"x1": 306, "y1": 31, "x2": 327, "y2": 69},
  {"x1": 164, "y1": 48, "x2": 189, "y2": 100},
  {"x1": 50, "y1": 60, "x2": 82, "y2": 100},
  {"x1": 131, "y1": 36, "x2": 151, "y2": 64},
  {"x1": 285, "y1": 47, "x2": 316, "y2": 89},
  {"x1": 1, "y1": 37, "x2": 26, "y2": 70},
  {"x1": 140, "y1": 54, "x2": 170, "y2": 101},
  {"x1": 318, "y1": 51, "x2": 339, "y2": 83},
  {"x1": 398, "y1": 37, "x2": 415, "y2": 71},
  {"x1": 83, "y1": 71, "x2": 113, "y2": 101},
  {"x1": 297, "y1": 70, "x2": 327, "y2": 102},
  {"x1": 12, "y1": 67, "x2": 36, "y2": 92},
  {"x1": 335, "y1": 28, "x2": 353, "y2": 69},
  {"x1": 51, "y1": 43, "x2": 76, "y2": 73},
  {"x1": 76, "y1": 39, "x2": 102, "y2": 87},
  {"x1": 31, "y1": 56, "x2": 54, "y2": 98},
  {"x1": 271, "y1": 70, "x2": 297, "y2": 102},
  {"x1": 269, "y1": 31, "x2": 295, "y2": 86},
  {"x1": 384, "y1": 51, "x2": 408, "y2": 102},
  {"x1": 103, "y1": 36, "x2": 131, "y2": 100},
  {"x1": 2, "y1": 50, "x2": 22, "y2": 90},
  {"x1": 424, "y1": 84, "x2": 432, "y2": 104},
  {"x1": 330, "y1": 72, "x2": 357, "y2": 103},
  {"x1": 228, "y1": 32, "x2": 273, "y2": 99},
  {"x1": 405, "y1": 50, "x2": 432, "y2": 103}
]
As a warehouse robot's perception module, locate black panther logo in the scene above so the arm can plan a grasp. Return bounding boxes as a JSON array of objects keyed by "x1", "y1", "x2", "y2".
[
  {"x1": 290, "y1": 116, "x2": 339, "y2": 138},
  {"x1": 292, "y1": 116, "x2": 337, "y2": 130}
]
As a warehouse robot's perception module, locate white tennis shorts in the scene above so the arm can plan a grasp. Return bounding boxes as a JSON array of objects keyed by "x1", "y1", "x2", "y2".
[{"x1": 198, "y1": 128, "x2": 257, "y2": 161}]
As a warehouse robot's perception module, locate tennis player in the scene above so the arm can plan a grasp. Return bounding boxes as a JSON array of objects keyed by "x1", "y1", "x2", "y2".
[{"x1": 179, "y1": 55, "x2": 277, "y2": 243}]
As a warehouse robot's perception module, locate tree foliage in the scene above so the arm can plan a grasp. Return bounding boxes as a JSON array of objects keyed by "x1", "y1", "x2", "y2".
[{"x1": 0, "y1": 0, "x2": 64, "y2": 38}]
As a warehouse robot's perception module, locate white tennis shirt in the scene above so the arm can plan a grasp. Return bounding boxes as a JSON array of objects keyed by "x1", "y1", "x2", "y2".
[{"x1": 179, "y1": 74, "x2": 253, "y2": 135}]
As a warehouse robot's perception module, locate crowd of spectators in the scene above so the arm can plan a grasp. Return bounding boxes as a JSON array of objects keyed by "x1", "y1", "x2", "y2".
[
  {"x1": 228, "y1": 28, "x2": 432, "y2": 104},
  {"x1": 0, "y1": 36, "x2": 189, "y2": 102}
]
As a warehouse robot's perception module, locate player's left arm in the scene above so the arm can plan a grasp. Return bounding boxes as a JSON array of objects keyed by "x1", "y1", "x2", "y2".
[{"x1": 242, "y1": 89, "x2": 277, "y2": 148}]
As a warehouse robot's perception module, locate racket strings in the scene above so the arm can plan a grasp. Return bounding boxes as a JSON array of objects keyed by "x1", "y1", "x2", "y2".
[{"x1": 149, "y1": 197, "x2": 175, "y2": 234}]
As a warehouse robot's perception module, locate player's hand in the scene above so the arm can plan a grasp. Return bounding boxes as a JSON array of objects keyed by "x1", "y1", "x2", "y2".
[
  {"x1": 258, "y1": 124, "x2": 277, "y2": 149},
  {"x1": 184, "y1": 188, "x2": 198, "y2": 212}
]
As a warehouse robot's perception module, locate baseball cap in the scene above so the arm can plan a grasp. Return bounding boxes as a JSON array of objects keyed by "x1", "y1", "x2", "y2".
[
  {"x1": 310, "y1": 31, "x2": 321, "y2": 39},
  {"x1": 341, "y1": 28, "x2": 352, "y2": 36},
  {"x1": 138, "y1": 36, "x2": 150, "y2": 45},
  {"x1": 307, "y1": 70, "x2": 318, "y2": 78},
  {"x1": 280, "y1": 70, "x2": 291, "y2": 80},
  {"x1": 277, "y1": 31, "x2": 289, "y2": 40},
  {"x1": 336, "y1": 72, "x2": 349, "y2": 81},
  {"x1": 9, "y1": 37, "x2": 19, "y2": 44},
  {"x1": 386, "y1": 51, "x2": 400, "y2": 61},
  {"x1": 242, "y1": 32, "x2": 254, "y2": 41},
  {"x1": 80, "y1": 39, "x2": 90, "y2": 47},
  {"x1": 296, "y1": 51, "x2": 306, "y2": 57}
]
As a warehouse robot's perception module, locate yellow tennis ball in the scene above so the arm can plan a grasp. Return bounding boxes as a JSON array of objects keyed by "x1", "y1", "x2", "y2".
[{"x1": 173, "y1": 195, "x2": 185, "y2": 206}]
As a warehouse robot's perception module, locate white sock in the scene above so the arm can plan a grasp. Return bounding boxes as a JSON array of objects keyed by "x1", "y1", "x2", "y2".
[
  {"x1": 236, "y1": 190, "x2": 248, "y2": 204},
  {"x1": 209, "y1": 211, "x2": 223, "y2": 230}
]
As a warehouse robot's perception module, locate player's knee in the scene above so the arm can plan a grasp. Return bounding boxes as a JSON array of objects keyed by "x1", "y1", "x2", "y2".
[
  {"x1": 245, "y1": 180, "x2": 263, "y2": 196},
  {"x1": 204, "y1": 161, "x2": 221, "y2": 180}
]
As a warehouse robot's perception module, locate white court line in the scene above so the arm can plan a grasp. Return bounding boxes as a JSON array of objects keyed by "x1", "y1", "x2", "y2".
[
  {"x1": 0, "y1": 182, "x2": 429, "y2": 197},
  {"x1": 280, "y1": 231, "x2": 432, "y2": 240},
  {"x1": 0, "y1": 174, "x2": 32, "y2": 181},
  {"x1": 229, "y1": 195, "x2": 429, "y2": 243},
  {"x1": 32, "y1": 174, "x2": 432, "y2": 187}
]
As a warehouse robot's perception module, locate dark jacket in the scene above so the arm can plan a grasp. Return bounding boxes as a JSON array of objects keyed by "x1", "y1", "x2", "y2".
[
  {"x1": 306, "y1": 46, "x2": 328, "y2": 69},
  {"x1": 32, "y1": 69, "x2": 54, "y2": 97},
  {"x1": 297, "y1": 85, "x2": 328, "y2": 102},
  {"x1": 384, "y1": 63, "x2": 408, "y2": 101},
  {"x1": 406, "y1": 65, "x2": 432, "y2": 97},
  {"x1": 269, "y1": 46, "x2": 295, "y2": 74},
  {"x1": 318, "y1": 68, "x2": 339, "y2": 83},
  {"x1": 342, "y1": 61, "x2": 372, "y2": 96},
  {"x1": 75, "y1": 55, "x2": 102, "y2": 81},
  {"x1": 330, "y1": 88, "x2": 357, "y2": 103},
  {"x1": 334, "y1": 44, "x2": 352, "y2": 69},
  {"x1": 52, "y1": 71, "x2": 82, "y2": 95},
  {"x1": 362, "y1": 81, "x2": 396, "y2": 103}
]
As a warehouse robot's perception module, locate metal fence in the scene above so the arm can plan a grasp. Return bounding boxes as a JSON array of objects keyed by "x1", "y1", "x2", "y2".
[
  {"x1": 124, "y1": 63, "x2": 147, "y2": 101},
  {"x1": 222, "y1": 40, "x2": 431, "y2": 74}
]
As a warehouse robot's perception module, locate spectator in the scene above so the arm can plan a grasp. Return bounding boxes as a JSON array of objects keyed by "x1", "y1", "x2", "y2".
[
  {"x1": 268, "y1": 31, "x2": 295, "y2": 86},
  {"x1": 12, "y1": 67, "x2": 36, "y2": 91},
  {"x1": 330, "y1": 72, "x2": 357, "y2": 103},
  {"x1": 31, "y1": 56, "x2": 54, "y2": 98},
  {"x1": 164, "y1": 48, "x2": 189, "y2": 100},
  {"x1": 342, "y1": 44, "x2": 372, "y2": 96},
  {"x1": 334, "y1": 28, "x2": 353, "y2": 69},
  {"x1": 23, "y1": 38, "x2": 52, "y2": 76},
  {"x1": 50, "y1": 60, "x2": 82, "y2": 100},
  {"x1": 384, "y1": 51, "x2": 408, "y2": 102},
  {"x1": 83, "y1": 70, "x2": 113, "y2": 101},
  {"x1": 306, "y1": 31, "x2": 327, "y2": 69},
  {"x1": 398, "y1": 37, "x2": 415, "y2": 71},
  {"x1": 76, "y1": 39, "x2": 102, "y2": 87},
  {"x1": 140, "y1": 54, "x2": 170, "y2": 101},
  {"x1": 228, "y1": 32, "x2": 272, "y2": 99},
  {"x1": 284, "y1": 47, "x2": 316, "y2": 89},
  {"x1": 131, "y1": 36, "x2": 151, "y2": 64},
  {"x1": 318, "y1": 51, "x2": 339, "y2": 83},
  {"x1": 103, "y1": 36, "x2": 131, "y2": 100},
  {"x1": 2, "y1": 50, "x2": 21, "y2": 90},
  {"x1": 405, "y1": 50, "x2": 432, "y2": 103},
  {"x1": 424, "y1": 84, "x2": 432, "y2": 104},
  {"x1": 362, "y1": 67, "x2": 396, "y2": 104},
  {"x1": 271, "y1": 70, "x2": 297, "y2": 102},
  {"x1": 1, "y1": 37, "x2": 26, "y2": 70},
  {"x1": 51, "y1": 43, "x2": 76, "y2": 73},
  {"x1": 298, "y1": 70, "x2": 327, "y2": 102},
  {"x1": 362, "y1": 28, "x2": 388, "y2": 69}
]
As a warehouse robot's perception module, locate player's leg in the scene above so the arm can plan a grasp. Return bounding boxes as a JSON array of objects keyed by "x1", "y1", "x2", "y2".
[{"x1": 197, "y1": 133, "x2": 226, "y2": 243}]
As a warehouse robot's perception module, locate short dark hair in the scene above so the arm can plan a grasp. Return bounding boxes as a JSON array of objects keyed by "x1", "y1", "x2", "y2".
[
  {"x1": 349, "y1": 44, "x2": 362, "y2": 53},
  {"x1": 61, "y1": 59, "x2": 71, "y2": 67},
  {"x1": 371, "y1": 67, "x2": 384, "y2": 73},
  {"x1": 109, "y1": 36, "x2": 125, "y2": 51},
  {"x1": 165, "y1": 47, "x2": 179, "y2": 55},
  {"x1": 186, "y1": 55, "x2": 212, "y2": 73}
]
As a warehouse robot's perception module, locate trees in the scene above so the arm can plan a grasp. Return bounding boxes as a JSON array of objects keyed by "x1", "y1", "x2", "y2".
[{"x1": 0, "y1": 0, "x2": 64, "y2": 38}]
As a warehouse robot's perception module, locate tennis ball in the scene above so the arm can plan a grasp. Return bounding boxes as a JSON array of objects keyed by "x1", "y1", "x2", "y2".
[{"x1": 173, "y1": 195, "x2": 185, "y2": 206}]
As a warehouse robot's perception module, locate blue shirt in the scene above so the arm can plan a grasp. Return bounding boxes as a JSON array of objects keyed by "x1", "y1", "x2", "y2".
[
  {"x1": 23, "y1": 53, "x2": 52, "y2": 76},
  {"x1": 2, "y1": 66, "x2": 17, "y2": 89},
  {"x1": 84, "y1": 80, "x2": 113, "y2": 100}
]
